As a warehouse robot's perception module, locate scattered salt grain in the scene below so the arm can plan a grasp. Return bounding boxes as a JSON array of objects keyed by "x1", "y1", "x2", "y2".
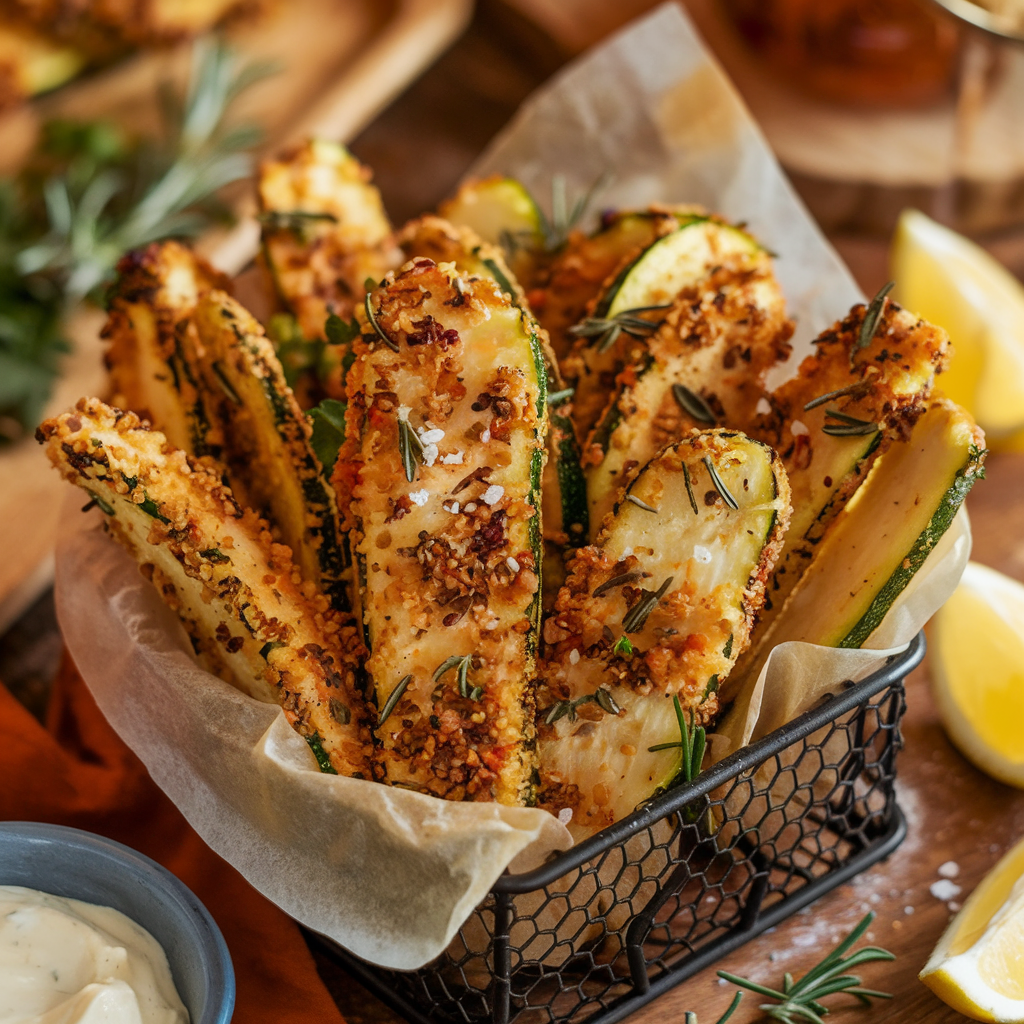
[
  {"x1": 938, "y1": 861, "x2": 960, "y2": 879},
  {"x1": 506, "y1": 556, "x2": 520, "y2": 573},
  {"x1": 419, "y1": 428, "x2": 445, "y2": 444},
  {"x1": 948, "y1": 902, "x2": 961, "y2": 913},
  {"x1": 904, "y1": 906, "x2": 914, "y2": 915},
  {"x1": 441, "y1": 451, "x2": 464, "y2": 465},
  {"x1": 693, "y1": 544, "x2": 713, "y2": 564},
  {"x1": 558, "y1": 807, "x2": 573, "y2": 825},
  {"x1": 930, "y1": 879, "x2": 962, "y2": 902},
  {"x1": 481, "y1": 428, "x2": 491, "y2": 443},
  {"x1": 409, "y1": 490, "x2": 430, "y2": 506},
  {"x1": 481, "y1": 484, "x2": 505, "y2": 505},
  {"x1": 464, "y1": 502, "x2": 477, "y2": 512},
  {"x1": 621, "y1": 547, "x2": 634, "y2": 558},
  {"x1": 790, "y1": 420, "x2": 809, "y2": 436},
  {"x1": 756, "y1": 397, "x2": 772, "y2": 415},
  {"x1": 569, "y1": 649, "x2": 581, "y2": 666},
  {"x1": 444, "y1": 501, "x2": 460, "y2": 514}
]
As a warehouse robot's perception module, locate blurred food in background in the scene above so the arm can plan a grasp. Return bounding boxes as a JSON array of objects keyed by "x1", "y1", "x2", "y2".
[{"x1": 0, "y1": 0, "x2": 260, "y2": 109}]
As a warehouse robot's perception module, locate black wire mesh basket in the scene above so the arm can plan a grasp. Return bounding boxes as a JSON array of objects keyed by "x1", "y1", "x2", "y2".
[{"x1": 315, "y1": 632, "x2": 923, "y2": 1024}]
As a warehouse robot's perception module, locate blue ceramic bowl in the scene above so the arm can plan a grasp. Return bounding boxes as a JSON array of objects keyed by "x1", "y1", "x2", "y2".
[{"x1": 0, "y1": 821, "x2": 235, "y2": 1023}]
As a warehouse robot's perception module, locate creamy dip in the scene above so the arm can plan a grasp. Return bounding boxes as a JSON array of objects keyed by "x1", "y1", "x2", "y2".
[{"x1": 0, "y1": 885, "x2": 189, "y2": 1024}]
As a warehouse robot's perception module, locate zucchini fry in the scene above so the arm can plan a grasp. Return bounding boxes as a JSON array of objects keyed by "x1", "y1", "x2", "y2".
[
  {"x1": 583, "y1": 259, "x2": 791, "y2": 537},
  {"x1": 102, "y1": 240, "x2": 230, "y2": 455},
  {"x1": 258, "y1": 139, "x2": 401, "y2": 342},
  {"x1": 337, "y1": 257, "x2": 546, "y2": 803},
  {"x1": 733, "y1": 298, "x2": 950, "y2": 675},
  {"x1": 191, "y1": 290, "x2": 349, "y2": 610},
  {"x1": 37, "y1": 398, "x2": 372, "y2": 778},
  {"x1": 538, "y1": 431, "x2": 790, "y2": 840}
]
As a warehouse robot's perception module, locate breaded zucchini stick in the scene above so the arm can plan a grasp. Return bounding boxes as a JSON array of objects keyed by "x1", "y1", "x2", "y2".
[
  {"x1": 337, "y1": 257, "x2": 546, "y2": 803},
  {"x1": 538, "y1": 431, "x2": 790, "y2": 839},
  {"x1": 258, "y1": 139, "x2": 401, "y2": 341},
  {"x1": 102, "y1": 240, "x2": 229, "y2": 455},
  {"x1": 37, "y1": 398, "x2": 372, "y2": 778},
  {"x1": 191, "y1": 290, "x2": 349, "y2": 610}
]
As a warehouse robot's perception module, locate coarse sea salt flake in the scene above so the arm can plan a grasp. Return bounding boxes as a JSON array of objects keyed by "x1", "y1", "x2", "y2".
[
  {"x1": 930, "y1": 879, "x2": 962, "y2": 902},
  {"x1": 557, "y1": 807, "x2": 573, "y2": 825},
  {"x1": 419, "y1": 428, "x2": 445, "y2": 444},
  {"x1": 569, "y1": 649, "x2": 580, "y2": 665},
  {"x1": 937, "y1": 861, "x2": 960, "y2": 879},
  {"x1": 506, "y1": 556, "x2": 520, "y2": 572},
  {"x1": 481, "y1": 428, "x2": 491, "y2": 443},
  {"x1": 756, "y1": 397, "x2": 772, "y2": 415},
  {"x1": 481, "y1": 484, "x2": 504, "y2": 505},
  {"x1": 441, "y1": 451, "x2": 464, "y2": 465},
  {"x1": 791, "y1": 420, "x2": 809, "y2": 436},
  {"x1": 409, "y1": 490, "x2": 430, "y2": 506},
  {"x1": 693, "y1": 544, "x2": 713, "y2": 564},
  {"x1": 464, "y1": 502, "x2": 477, "y2": 512},
  {"x1": 444, "y1": 501, "x2": 459, "y2": 514}
]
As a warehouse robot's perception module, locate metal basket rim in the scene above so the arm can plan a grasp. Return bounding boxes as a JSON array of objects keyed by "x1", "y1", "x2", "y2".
[{"x1": 494, "y1": 631, "x2": 924, "y2": 894}]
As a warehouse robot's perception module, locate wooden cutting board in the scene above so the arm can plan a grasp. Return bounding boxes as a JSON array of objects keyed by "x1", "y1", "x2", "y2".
[{"x1": 0, "y1": 0, "x2": 471, "y2": 634}]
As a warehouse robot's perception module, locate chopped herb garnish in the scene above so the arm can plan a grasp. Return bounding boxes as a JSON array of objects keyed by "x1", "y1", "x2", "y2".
[
  {"x1": 851, "y1": 281, "x2": 895, "y2": 366},
  {"x1": 325, "y1": 313, "x2": 360, "y2": 347},
  {"x1": 683, "y1": 463, "x2": 699, "y2": 515},
  {"x1": 328, "y1": 698, "x2": 351, "y2": 725},
  {"x1": 267, "y1": 313, "x2": 322, "y2": 387},
  {"x1": 821, "y1": 408, "x2": 879, "y2": 437},
  {"x1": 84, "y1": 489, "x2": 114, "y2": 516},
  {"x1": 802, "y1": 380, "x2": 871, "y2": 412},
  {"x1": 547, "y1": 388, "x2": 574, "y2": 407},
  {"x1": 716, "y1": 911, "x2": 894, "y2": 1023},
  {"x1": 308, "y1": 398, "x2": 347, "y2": 473},
  {"x1": 398, "y1": 416, "x2": 426, "y2": 483},
  {"x1": 703, "y1": 456, "x2": 739, "y2": 510},
  {"x1": 433, "y1": 654, "x2": 475, "y2": 699},
  {"x1": 364, "y1": 292, "x2": 398, "y2": 351},
  {"x1": 622, "y1": 576, "x2": 674, "y2": 634},
  {"x1": 378, "y1": 673, "x2": 412, "y2": 723},
  {"x1": 723, "y1": 633, "x2": 734, "y2": 658},
  {"x1": 612, "y1": 635, "x2": 634, "y2": 657},
  {"x1": 480, "y1": 256, "x2": 516, "y2": 298},
  {"x1": 544, "y1": 687, "x2": 619, "y2": 725},
  {"x1": 625, "y1": 493, "x2": 659, "y2": 513},
  {"x1": 200, "y1": 548, "x2": 230, "y2": 563},
  {"x1": 569, "y1": 303, "x2": 671, "y2": 354},
  {"x1": 211, "y1": 361, "x2": 241, "y2": 404},
  {"x1": 305, "y1": 733, "x2": 338, "y2": 775},
  {"x1": 364, "y1": 276, "x2": 377, "y2": 291},
  {"x1": 672, "y1": 383, "x2": 716, "y2": 425},
  {"x1": 593, "y1": 570, "x2": 645, "y2": 598},
  {"x1": 259, "y1": 641, "x2": 285, "y2": 659},
  {"x1": 139, "y1": 494, "x2": 170, "y2": 524},
  {"x1": 701, "y1": 674, "x2": 720, "y2": 703}
]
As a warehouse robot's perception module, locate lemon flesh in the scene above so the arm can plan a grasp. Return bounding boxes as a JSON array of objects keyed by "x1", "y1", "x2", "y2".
[
  {"x1": 932, "y1": 561, "x2": 1024, "y2": 786},
  {"x1": 921, "y1": 835, "x2": 1024, "y2": 1022},
  {"x1": 892, "y1": 209, "x2": 1024, "y2": 443}
]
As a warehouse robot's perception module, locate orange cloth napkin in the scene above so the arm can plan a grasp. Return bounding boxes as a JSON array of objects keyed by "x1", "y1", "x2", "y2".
[{"x1": 1, "y1": 650, "x2": 349, "y2": 1024}]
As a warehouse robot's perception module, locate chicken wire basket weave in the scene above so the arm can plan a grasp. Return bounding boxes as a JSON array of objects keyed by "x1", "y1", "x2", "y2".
[{"x1": 313, "y1": 633, "x2": 923, "y2": 1024}]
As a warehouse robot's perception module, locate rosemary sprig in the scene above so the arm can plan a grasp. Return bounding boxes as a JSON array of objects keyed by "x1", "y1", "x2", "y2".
[
  {"x1": 539, "y1": 172, "x2": 610, "y2": 252},
  {"x1": 398, "y1": 416, "x2": 426, "y2": 483},
  {"x1": 821, "y1": 408, "x2": 879, "y2": 437},
  {"x1": 569, "y1": 303, "x2": 670, "y2": 354},
  {"x1": 683, "y1": 992, "x2": 743, "y2": 1024},
  {"x1": 648, "y1": 694, "x2": 706, "y2": 783},
  {"x1": 850, "y1": 281, "x2": 894, "y2": 366},
  {"x1": 625, "y1": 493, "x2": 659, "y2": 513},
  {"x1": 622, "y1": 576, "x2": 674, "y2": 634},
  {"x1": 378, "y1": 674, "x2": 412, "y2": 723},
  {"x1": 703, "y1": 456, "x2": 739, "y2": 510},
  {"x1": 547, "y1": 387, "x2": 574, "y2": 406},
  {"x1": 259, "y1": 209, "x2": 338, "y2": 235},
  {"x1": 802, "y1": 380, "x2": 871, "y2": 412},
  {"x1": 364, "y1": 291, "x2": 398, "y2": 351},
  {"x1": 716, "y1": 911, "x2": 894, "y2": 1024},
  {"x1": 683, "y1": 463, "x2": 699, "y2": 515},
  {"x1": 433, "y1": 654, "x2": 481, "y2": 701},
  {"x1": 592, "y1": 570, "x2": 646, "y2": 598},
  {"x1": 673, "y1": 383, "x2": 717, "y2": 425},
  {"x1": 544, "y1": 686, "x2": 620, "y2": 726}
]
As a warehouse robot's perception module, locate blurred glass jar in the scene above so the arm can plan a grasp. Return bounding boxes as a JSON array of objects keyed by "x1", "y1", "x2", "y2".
[{"x1": 721, "y1": 0, "x2": 963, "y2": 107}]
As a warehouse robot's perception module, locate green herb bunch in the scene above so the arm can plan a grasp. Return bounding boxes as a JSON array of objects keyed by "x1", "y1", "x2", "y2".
[{"x1": 0, "y1": 37, "x2": 273, "y2": 442}]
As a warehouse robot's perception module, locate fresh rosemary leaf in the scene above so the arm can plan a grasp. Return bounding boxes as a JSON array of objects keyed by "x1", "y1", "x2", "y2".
[
  {"x1": 199, "y1": 548, "x2": 230, "y2": 563},
  {"x1": 259, "y1": 209, "x2": 338, "y2": 235},
  {"x1": 703, "y1": 456, "x2": 739, "y2": 510},
  {"x1": 824, "y1": 408, "x2": 876, "y2": 427},
  {"x1": 364, "y1": 292, "x2": 398, "y2": 351},
  {"x1": 547, "y1": 387, "x2": 574, "y2": 406},
  {"x1": 672, "y1": 383, "x2": 716, "y2": 425},
  {"x1": 308, "y1": 398, "x2": 347, "y2": 473},
  {"x1": 84, "y1": 489, "x2": 114, "y2": 516},
  {"x1": 534, "y1": 171, "x2": 610, "y2": 252},
  {"x1": 398, "y1": 416, "x2": 426, "y2": 483},
  {"x1": 802, "y1": 380, "x2": 871, "y2": 412},
  {"x1": 683, "y1": 463, "x2": 699, "y2": 516},
  {"x1": 625, "y1": 493, "x2": 659, "y2": 513},
  {"x1": 851, "y1": 281, "x2": 895, "y2": 366},
  {"x1": 593, "y1": 570, "x2": 645, "y2": 598},
  {"x1": 378, "y1": 674, "x2": 412, "y2": 723},
  {"x1": 701, "y1": 674, "x2": 720, "y2": 703},
  {"x1": 433, "y1": 653, "x2": 475, "y2": 698},
  {"x1": 594, "y1": 687, "x2": 621, "y2": 715},
  {"x1": 622, "y1": 576, "x2": 674, "y2": 634},
  {"x1": 139, "y1": 494, "x2": 170, "y2": 524},
  {"x1": 211, "y1": 361, "x2": 241, "y2": 404},
  {"x1": 568, "y1": 303, "x2": 670, "y2": 353}
]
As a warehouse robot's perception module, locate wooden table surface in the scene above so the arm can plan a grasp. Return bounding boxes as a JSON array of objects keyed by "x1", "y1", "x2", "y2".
[{"x1": 3, "y1": 1, "x2": 1023, "y2": 1022}]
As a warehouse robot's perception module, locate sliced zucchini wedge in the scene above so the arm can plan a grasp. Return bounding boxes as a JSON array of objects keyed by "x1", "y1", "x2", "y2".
[
  {"x1": 583, "y1": 261, "x2": 790, "y2": 538},
  {"x1": 728, "y1": 399, "x2": 985, "y2": 697},
  {"x1": 338, "y1": 257, "x2": 547, "y2": 804},
  {"x1": 566, "y1": 215, "x2": 777, "y2": 445},
  {"x1": 258, "y1": 139, "x2": 400, "y2": 341},
  {"x1": 191, "y1": 290, "x2": 349, "y2": 611},
  {"x1": 735, "y1": 298, "x2": 951, "y2": 672},
  {"x1": 102, "y1": 240, "x2": 229, "y2": 455},
  {"x1": 439, "y1": 175, "x2": 544, "y2": 285},
  {"x1": 538, "y1": 430, "x2": 790, "y2": 839},
  {"x1": 37, "y1": 398, "x2": 372, "y2": 778}
]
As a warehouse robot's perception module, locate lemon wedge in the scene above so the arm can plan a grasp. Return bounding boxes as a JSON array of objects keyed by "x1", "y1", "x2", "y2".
[
  {"x1": 931, "y1": 561, "x2": 1024, "y2": 788},
  {"x1": 921, "y1": 834, "x2": 1024, "y2": 1021},
  {"x1": 892, "y1": 209, "x2": 1024, "y2": 444}
]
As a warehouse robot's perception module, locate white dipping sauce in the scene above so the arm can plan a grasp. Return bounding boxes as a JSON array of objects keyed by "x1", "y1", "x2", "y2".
[{"x1": 0, "y1": 885, "x2": 189, "y2": 1024}]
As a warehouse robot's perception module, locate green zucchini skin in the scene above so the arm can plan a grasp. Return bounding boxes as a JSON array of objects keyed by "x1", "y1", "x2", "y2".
[
  {"x1": 191, "y1": 290, "x2": 350, "y2": 611},
  {"x1": 336, "y1": 256, "x2": 547, "y2": 805},
  {"x1": 537, "y1": 429, "x2": 791, "y2": 840}
]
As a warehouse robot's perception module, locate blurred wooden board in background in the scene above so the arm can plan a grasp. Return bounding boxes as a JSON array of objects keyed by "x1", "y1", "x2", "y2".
[{"x1": 0, "y1": 0, "x2": 471, "y2": 634}]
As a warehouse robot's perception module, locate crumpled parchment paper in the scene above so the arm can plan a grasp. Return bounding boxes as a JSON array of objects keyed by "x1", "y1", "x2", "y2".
[{"x1": 56, "y1": 2, "x2": 969, "y2": 971}]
